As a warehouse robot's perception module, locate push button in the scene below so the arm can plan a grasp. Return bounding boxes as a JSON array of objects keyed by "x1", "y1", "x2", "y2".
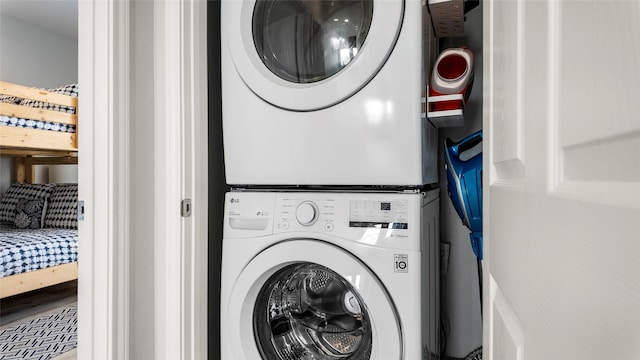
[{"x1": 325, "y1": 223, "x2": 334, "y2": 232}]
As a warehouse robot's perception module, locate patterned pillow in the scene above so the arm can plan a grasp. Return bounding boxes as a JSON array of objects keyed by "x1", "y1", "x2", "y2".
[
  {"x1": 44, "y1": 183, "x2": 78, "y2": 229},
  {"x1": 14, "y1": 198, "x2": 46, "y2": 229},
  {"x1": 0, "y1": 183, "x2": 56, "y2": 224},
  {"x1": 0, "y1": 94, "x2": 20, "y2": 104},
  {"x1": 19, "y1": 84, "x2": 78, "y2": 114}
]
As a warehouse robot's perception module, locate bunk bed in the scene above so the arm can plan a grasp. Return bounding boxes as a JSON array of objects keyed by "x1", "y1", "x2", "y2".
[
  {"x1": 0, "y1": 81, "x2": 79, "y2": 298},
  {"x1": 1, "y1": 81, "x2": 78, "y2": 154}
]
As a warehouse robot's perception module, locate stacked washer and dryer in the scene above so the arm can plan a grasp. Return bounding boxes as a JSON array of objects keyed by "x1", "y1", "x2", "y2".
[{"x1": 220, "y1": 0, "x2": 442, "y2": 359}]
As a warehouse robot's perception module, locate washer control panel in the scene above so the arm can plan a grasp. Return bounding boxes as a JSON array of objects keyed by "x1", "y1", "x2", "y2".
[
  {"x1": 275, "y1": 195, "x2": 338, "y2": 233},
  {"x1": 273, "y1": 193, "x2": 414, "y2": 237},
  {"x1": 225, "y1": 191, "x2": 434, "y2": 251},
  {"x1": 348, "y1": 199, "x2": 409, "y2": 229}
]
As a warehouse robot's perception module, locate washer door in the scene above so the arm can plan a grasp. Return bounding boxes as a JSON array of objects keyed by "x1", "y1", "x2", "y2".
[
  {"x1": 225, "y1": 0, "x2": 404, "y2": 111},
  {"x1": 225, "y1": 240, "x2": 403, "y2": 359}
]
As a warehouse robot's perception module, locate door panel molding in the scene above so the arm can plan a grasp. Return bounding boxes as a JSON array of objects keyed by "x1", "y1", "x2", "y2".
[
  {"x1": 547, "y1": 0, "x2": 640, "y2": 209},
  {"x1": 490, "y1": 276, "x2": 524, "y2": 360},
  {"x1": 489, "y1": 0, "x2": 525, "y2": 185}
]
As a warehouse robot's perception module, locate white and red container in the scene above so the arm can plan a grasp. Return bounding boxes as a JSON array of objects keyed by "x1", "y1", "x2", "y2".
[{"x1": 429, "y1": 47, "x2": 475, "y2": 113}]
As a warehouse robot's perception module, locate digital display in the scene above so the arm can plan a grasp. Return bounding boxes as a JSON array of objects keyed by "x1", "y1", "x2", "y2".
[
  {"x1": 349, "y1": 221, "x2": 407, "y2": 229},
  {"x1": 349, "y1": 199, "x2": 408, "y2": 230}
]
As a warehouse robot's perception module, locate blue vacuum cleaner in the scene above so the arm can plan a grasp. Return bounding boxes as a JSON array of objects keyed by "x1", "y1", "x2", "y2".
[{"x1": 445, "y1": 130, "x2": 483, "y2": 260}]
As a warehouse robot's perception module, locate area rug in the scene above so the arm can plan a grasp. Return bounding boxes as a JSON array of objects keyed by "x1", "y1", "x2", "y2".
[{"x1": 0, "y1": 305, "x2": 77, "y2": 360}]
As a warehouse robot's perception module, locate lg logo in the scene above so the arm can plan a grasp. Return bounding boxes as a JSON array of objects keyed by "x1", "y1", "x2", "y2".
[{"x1": 230, "y1": 198, "x2": 240, "y2": 204}]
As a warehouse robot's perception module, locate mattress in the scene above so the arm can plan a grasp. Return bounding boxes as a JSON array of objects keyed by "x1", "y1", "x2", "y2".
[
  {"x1": 0, "y1": 115, "x2": 76, "y2": 133},
  {"x1": 0, "y1": 224, "x2": 78, "y2": 278}
]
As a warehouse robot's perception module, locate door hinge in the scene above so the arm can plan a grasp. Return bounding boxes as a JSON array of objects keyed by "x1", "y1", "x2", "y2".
[
  {"x1": 78, "y1": 200, "x2": 85, "y2": 221},
  {"x1": 181, "y1": 199, "x2": 192, "y2": 217}
]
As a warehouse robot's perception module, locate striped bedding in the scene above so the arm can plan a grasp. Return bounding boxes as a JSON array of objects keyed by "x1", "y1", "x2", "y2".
[
  {"x1": 0, "y1": 83, "x2": 78, "y2": 134},
  {"x1": 0, "y1": 115, "x2": 76, "y2": 133}
]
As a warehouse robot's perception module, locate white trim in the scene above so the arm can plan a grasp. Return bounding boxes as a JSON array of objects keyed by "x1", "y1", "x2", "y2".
[
  {"x1": 482, "y1": 1, "x2": 492, "y2": 359},
  {"x1": 78, "y1": 0, "x2": 130, "y2": 358},
  {"x1": 153, "y1": 0, "x2": 183, "y2": 358},
  {"x1": 80, "y1": 1, "x2": 207, "y2": 357},
  {"x1": 153, "y1": 0, "x2": 208, "y2": 358},
  {"x1": 113, "y1": 0, "x2": 131, "y2": 356},
  {"x1": 546, "y1": 0, "x2": 560, "y2": 192},
  {"x1": 181, "y1": 0, "x2": 209, "y2": 358}
]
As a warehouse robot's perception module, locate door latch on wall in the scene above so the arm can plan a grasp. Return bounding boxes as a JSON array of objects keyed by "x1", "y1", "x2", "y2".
[
  {"x1": 181, "y1": 199, "x2": 192, "y2": 217},
  {"x1": 78, "y1": 200, "x2": 85, "y2": 221}
]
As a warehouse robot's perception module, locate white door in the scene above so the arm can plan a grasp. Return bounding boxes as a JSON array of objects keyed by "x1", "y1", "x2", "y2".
[
  {"x1": 484, "y1": 1, "x2": 640, "y2": 359},
  {"x1": 224, "y1": 0, "x2": 403, "y2": 110}
]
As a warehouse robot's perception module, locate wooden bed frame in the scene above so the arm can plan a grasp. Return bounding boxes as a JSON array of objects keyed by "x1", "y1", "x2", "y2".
[
  {"x1": 0, "y1": 262, "x2": 77, "y2": 298},
  {"x1": 0, "y1": 81, "x2": 79, "y2": 297},
  {"x1": 0, "y1": 80, "x2": 78, "y2": 152}
]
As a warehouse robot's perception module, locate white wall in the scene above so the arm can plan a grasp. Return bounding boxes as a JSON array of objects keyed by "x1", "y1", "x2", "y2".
[
  {"x1": 0, "y1": 14, "x2": 77, "y2": 87},
  {"x1": 0, "y1": 158, "x2": 13, "y2": 194},
  {"x1": 0, "y1": 13, "x2": 78, "y2": 194}
]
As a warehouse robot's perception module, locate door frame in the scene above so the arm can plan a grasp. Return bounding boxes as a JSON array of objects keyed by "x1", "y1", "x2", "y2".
[
  {"x1": 77, "y1": 0, "x2": 130, "y2": 357},
  {"x1": 153, "y1": 0, "x2": 209, "y2": 358},
  {"x1": 78, "y1": 0, "x2": 208, "y2": 358}
]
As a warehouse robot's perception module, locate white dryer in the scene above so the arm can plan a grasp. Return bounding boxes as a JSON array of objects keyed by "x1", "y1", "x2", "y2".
[
  {"x1": 220, "y1": 190, "x2": 440, "y2": 359},
  {"x1": 221, "y1": 0, "x2": 438, "y2": 186}
]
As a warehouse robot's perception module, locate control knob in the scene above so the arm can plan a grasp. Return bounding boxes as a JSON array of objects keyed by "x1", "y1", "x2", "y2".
[{"x1": 296, "y1": 201, "x2": 319, "y2": 226}]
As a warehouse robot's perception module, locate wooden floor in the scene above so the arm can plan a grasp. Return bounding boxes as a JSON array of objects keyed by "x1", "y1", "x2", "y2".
[{"x1": 0, "y1": 280, "x2": 77, "y2": 327}]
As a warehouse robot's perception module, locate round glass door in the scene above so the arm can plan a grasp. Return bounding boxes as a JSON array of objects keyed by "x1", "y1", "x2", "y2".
[
  {"x1": 223, "y1": 239, "x2": 402, "y2": 359},
  {"x1": 253, "y1": 0, "x2": 374, "y2": 84},
  {"x1": 225, "y1": 0, "x2": 404, "y2": 111},
  {"x1": 254, "y1": 263, "x2": 372, "y2": 359}
]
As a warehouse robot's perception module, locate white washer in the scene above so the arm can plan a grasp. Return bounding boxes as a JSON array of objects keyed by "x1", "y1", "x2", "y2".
[
  {"x1": 221, "y1": 0, "x2": 438, "y2": 186},
  {"x1": 220, "y1": 190, "x2": 440, "y2": 359}
]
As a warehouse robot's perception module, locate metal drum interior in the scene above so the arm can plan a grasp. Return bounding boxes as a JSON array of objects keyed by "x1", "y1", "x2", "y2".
[{"x1": 254, "y1": 262, "x2": 373, "y2": 360}]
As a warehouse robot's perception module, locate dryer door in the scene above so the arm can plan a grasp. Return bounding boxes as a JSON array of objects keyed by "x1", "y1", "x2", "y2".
[
  {"x1": 225, "y1": 0, "x2": 404, "y2": 111},
  {"x1": 225, "y1": 240, "x2": 402, "y2": 360}
]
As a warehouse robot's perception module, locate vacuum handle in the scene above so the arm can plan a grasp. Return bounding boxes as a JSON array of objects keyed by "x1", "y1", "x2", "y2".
[{"x1": 445, "y1": 130, "x2": 483, "y2": 161}]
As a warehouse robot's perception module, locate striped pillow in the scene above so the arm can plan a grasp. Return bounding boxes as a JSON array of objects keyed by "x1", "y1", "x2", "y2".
[{"x1": 44, "y1": 183, "x2": 78, "y2": 229}]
